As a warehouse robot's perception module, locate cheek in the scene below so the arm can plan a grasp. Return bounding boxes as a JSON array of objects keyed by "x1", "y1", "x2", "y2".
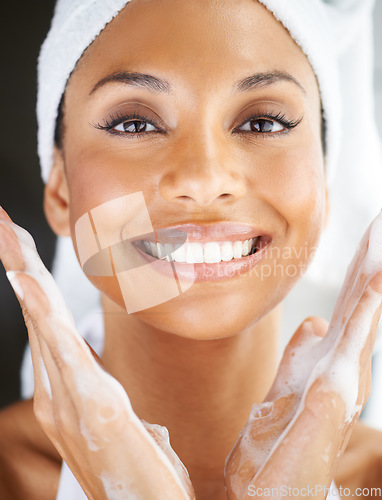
[
  {"x1": 65, "y1": 146, "x2": 154, "y2": 229},
  {"x1": 259, "y1": 139, "x2": 326, "y2": 240},
  {"x1": 286, "y1": 149, "x2": 326, "y2": 244},
  {"x1": 64, "y1": 148, "x2": 171, "y2": 312},
  {"x1": 244, "y1": 136, "x2": 326, "y2": 287}
]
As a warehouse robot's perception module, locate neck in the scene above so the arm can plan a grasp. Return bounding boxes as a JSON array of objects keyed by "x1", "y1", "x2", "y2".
[{"x1": 101, "y1": 294, "x2": 281, "y2": 499}]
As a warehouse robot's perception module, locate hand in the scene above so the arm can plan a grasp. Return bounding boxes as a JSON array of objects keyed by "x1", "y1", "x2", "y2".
[
  {"x1": 224, "y1": 211, "x2": 382, "y2": 499},
  {"x1": 0, "y1": 207, "x2": 195, "y2": 500}
]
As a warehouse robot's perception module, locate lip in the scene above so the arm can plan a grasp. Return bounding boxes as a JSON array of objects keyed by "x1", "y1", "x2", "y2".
[
  {"x1": 126, "y1": 222, "x2": 270, "y2": 244},
  {"x1": 127, "y1": 222, "x2": 273, "y2": 283}
]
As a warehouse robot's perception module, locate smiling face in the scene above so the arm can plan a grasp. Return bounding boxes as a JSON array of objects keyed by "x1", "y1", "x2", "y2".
[{"x1": 45, "y1": 0, "x2": 328, "y2": 339}]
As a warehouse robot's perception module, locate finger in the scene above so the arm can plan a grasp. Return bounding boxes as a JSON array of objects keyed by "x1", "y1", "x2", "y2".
[
  {"x1": 15, "y1": 272, "x2": 130, "y2": 439},
  {"x1": 0, "y1": 216, "x2": 101, "y2": 429},
  {"x1": 248, "y1": 378, "x2": 347, "y2": 496},
  {"x1": 84, "y1": 339, "x2": 104, "y2": 366},
  {"x1": 0, "y1": 206, "x2": 13, "y2": 222},
  {"x1": 141, "y1": 420, "x2": 196, "y2": 499},
  {"x1": 5, "y1": 269, "x2": 55, "y2": 408},
  {"x1": 267, "y1": 316, "x2": 328, "y2": 401},
  {"x1": 16, "y1": 271, "x2": 98, "y2": 382},
  {"x1": 331, "y1": 223, "x2": 371, "y2": 322},
  {"x1": 0, "y1": 217, "x2": 76, "y2": 330},
  {"x1": 327, "y1": 271, "x2": 382, "y2": 368},
  {"x1": 228, "y1": 317, "x2": 329, "y2": 482},
  {"x1": 0, "y1": 221, "x2": 27, "y2": 273},
  {"x1": 328, "y1": 211, "x2": 382, "y2": 338},
  {"x1": 7, "y1": 268, "x2": 95, "y2": 439},
  {"x1": 225, "y1": 317, "x2": 330, "y2": 495},
  {"x1": 321, "y1": 273, "x2": 382, "y2": 420},
  {"x1": 8, "y1": 271, "x2": 99, "y2": 483},
  {"x1": 6, "y1": 271, "x2": 74, "y2": 440}
]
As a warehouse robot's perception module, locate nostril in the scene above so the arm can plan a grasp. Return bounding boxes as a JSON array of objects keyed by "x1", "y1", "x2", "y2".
[{"x1": 176, "y1": 195, "x2": 194, "y2": 202}]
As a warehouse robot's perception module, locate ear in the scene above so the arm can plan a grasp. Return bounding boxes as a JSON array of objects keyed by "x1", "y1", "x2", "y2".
[
  {"x1": 43, "y1": 147, "x2": 71, "y2": 237},
  {"x1": 323, "y1": 185, "x2": 330, "y2": 230}
]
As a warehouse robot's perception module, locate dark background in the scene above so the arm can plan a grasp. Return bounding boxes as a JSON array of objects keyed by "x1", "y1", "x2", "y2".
[
  {"x1": 0, "y1": 2, "x2": 56, "y2": 407},
  {"x1": 0, "y1": 2, "x2": 381, "y2": 410}
]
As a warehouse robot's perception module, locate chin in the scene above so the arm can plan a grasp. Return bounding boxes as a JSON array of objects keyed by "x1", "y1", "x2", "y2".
[
  {"x1": 86, "y1": 251, "x2": 305, "y2": 340},
  {"x1": 131, "y1": 279, "x2": 285, "y2": 340}
]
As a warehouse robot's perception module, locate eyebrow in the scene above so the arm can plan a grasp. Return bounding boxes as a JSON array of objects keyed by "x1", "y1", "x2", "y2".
[
  {"x1": 234, "y1": 71, "x2": 306, "y2": 94},
  {"x1": 89, "y1": 70, "x2": 306, "y2": 96},
  {"x1": 90, "y1": 71, "x2": 172, "y2": 95}
]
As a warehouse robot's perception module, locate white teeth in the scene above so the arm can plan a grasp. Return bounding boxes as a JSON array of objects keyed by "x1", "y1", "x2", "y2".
[
  {"x1": 221, "y1": 241, "x2": 234, "y2": 261},
  {"x1": 143, "y1": 241, "x2": 151, "y2": 254},
  {"x1": 233, "y1": 241, "x2": 243, "y2": 259},
  {"x1": 157, "y1": 242, "x2": 165, "y2": 259},
  {"x1": 141, "y1": 238, "x2": 258, "y2": 263},
  {"x1": 149, "y1": 241, "x2": 158, "y2": 258},
  {"x1": 172, "y1": 243, "x2": 186, "y2": 262},
  {"x1": 186, "y1": 243, "x2": 204, "y2": 264},
  {"x1": 242, "y1": 239, "x2": 250, "y2": 256},
  {"x1": 164, "y1": 243, "x2": 173, "y2": 261},
  {"x1": 204, "y1": 242, "x2": 221, "y2": 263}
]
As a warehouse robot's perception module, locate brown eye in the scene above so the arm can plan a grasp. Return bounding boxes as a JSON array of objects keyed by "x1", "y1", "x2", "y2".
[
  {"x1": 114, "y1": 120, "x2": 156, "y2": 133},
  {"x1": 239, "y1": 118, "x2": 284, "y2": 133}
]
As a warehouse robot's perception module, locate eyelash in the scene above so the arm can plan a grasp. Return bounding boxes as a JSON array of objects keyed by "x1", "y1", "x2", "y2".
[
  {"x1": 93, "y1": 110, "x2": 302, "y2": 139},
  {"x1": 94, "y1": 111, "x2": 162, "y2": 139}
]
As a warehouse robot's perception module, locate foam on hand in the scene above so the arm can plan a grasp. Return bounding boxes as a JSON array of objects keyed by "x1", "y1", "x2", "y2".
[
  {"x1": 226, "y1": 210, "x2": 382, "y2": 487},
  {"x1": 2, "y1": 218, "x2": 194, "y2": 500}
]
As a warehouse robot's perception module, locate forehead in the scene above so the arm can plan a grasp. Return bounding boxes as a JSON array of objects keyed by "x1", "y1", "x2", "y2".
[{"x1": 68, "y1": 0, "x2": 319, "y2": 104}]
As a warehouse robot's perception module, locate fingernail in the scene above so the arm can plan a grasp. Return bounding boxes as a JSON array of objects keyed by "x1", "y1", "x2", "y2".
[{"x1": 6, "y1": 271, "x2": 24, "y2": 300}]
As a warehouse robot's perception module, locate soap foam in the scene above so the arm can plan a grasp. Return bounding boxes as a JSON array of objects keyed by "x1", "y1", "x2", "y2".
[
  {"x1": 227, "y1": 210, "x2": 382, "y2": 487},
  {"x1": 2, "y1": 220, "x2": 76, "y2": 330},
  {"x1": 3, "y1": 219, "x2": 193, "y2": 498}
]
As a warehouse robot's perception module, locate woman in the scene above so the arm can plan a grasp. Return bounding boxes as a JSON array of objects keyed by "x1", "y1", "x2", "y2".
[{"x1": 0, "y1": 0, "x2": 381, "y2": 499}]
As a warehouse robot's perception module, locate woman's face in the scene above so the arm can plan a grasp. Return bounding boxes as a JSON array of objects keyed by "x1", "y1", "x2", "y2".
[{"x1": 53, "y1": 0, "x2": 327, "y2": 339}]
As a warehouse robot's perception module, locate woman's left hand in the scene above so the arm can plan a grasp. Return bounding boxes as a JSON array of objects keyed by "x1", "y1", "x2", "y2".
[
  {"x1": 0, "y1": 207, "x2": 195, "y2": 500},
  {"x1": 224, "y1": 211, "x2": 382, "y2": 499}
]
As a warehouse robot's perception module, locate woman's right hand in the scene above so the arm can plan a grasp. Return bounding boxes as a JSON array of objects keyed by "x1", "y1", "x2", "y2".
[{"x1": 0, "y1": 207, "x2": 195, "y2": 500}]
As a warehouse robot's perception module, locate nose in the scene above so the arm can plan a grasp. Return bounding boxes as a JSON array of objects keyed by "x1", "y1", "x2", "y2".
[{"x1": 159, "y1": 132, "x2": 247, "y2": 207}]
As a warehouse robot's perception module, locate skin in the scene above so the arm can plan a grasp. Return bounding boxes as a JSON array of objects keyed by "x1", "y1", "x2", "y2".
[
  {"x1": 46, "y1": 0, "x2": 326, "y2": 493},
  {"x1": 0, "y1": 0, "x2": 381, "y2": 499}
]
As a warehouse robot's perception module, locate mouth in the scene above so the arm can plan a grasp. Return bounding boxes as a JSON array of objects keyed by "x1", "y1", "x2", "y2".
[
  {"x1": 128, "y1": 222, "x2": 272, "y2": 282},
  {"x1": 135, "y1": 236, "x2": 263, "y2": 263}
]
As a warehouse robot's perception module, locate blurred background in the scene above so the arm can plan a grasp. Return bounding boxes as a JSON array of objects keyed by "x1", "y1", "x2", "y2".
[
  {"x1": 0, "y1": 1, "x2": 381, "y2": 409},
  {"x1": 0, "y1": 2, "x2": 56, "y2": 408}
]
